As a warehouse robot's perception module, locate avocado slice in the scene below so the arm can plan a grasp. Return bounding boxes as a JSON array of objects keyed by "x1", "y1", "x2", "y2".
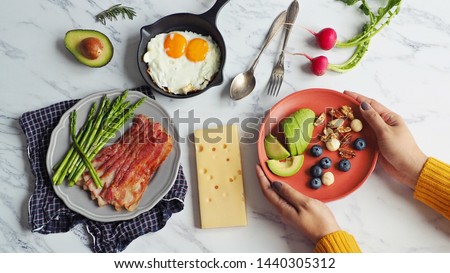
[
  {"x1": 292, "y1": 108, "x2": 315, "y2": 155},
  {"x1": 64, "y1": 29, "x2": 113, "y2": 68},
  {"x1": 281, "y1": 117, "x2": 299, "y2": 156},
  {"x1": 267, "y1": 155, "x2": 304, "y2": 177},
  {"x1": 264, "y1": 134, "x2": 290, "y2": 160}
]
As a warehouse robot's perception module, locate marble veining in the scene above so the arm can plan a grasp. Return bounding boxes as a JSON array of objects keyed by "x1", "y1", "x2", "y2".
[{"x1": 1, "y1": 0, "x2": 450, "y2": 253}]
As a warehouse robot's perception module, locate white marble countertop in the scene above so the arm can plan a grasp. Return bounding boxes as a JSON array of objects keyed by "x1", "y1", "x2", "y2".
[{"x1": 1, "y1": 0, "x2": 449, "y2": 253}]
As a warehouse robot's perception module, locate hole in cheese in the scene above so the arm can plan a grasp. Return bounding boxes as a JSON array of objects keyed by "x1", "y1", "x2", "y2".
[
  {"x1": 212, "y1": 147, "x2": 216, "y2": 152},
  {"x1": 198, "y1": 145, "x2": 204, "y2": 152},
  {"x1": 214, "y1": 185, "x2": 219, "y2": 190}
]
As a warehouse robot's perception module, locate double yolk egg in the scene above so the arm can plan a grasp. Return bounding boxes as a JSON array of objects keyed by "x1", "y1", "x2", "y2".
[
  {"x1": 164, "y1": 32, "x2": 208, "y2": 62},
  {"x1": 143, "y1": 31, "x2": 221, "y2": 95}
]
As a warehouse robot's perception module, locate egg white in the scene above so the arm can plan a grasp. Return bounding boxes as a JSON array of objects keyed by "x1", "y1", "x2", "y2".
[{"x1": 143, "y1": 31, "x2": 221, "y2": 95}]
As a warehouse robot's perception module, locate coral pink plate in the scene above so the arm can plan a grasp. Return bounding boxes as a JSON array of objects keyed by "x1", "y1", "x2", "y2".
[{"x1": 258, "y1": 88, "x2": 379, "y2": 202}]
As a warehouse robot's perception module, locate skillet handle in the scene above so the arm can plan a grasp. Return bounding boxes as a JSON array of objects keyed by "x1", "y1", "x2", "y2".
[{"x1": 199, "y1": 0, "x2": 230, "y2": 24}]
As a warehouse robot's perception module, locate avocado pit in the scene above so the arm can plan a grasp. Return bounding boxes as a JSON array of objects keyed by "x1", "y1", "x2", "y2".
[{"x1": 80, "y1": 37, "x2": 104, "y2": 60}]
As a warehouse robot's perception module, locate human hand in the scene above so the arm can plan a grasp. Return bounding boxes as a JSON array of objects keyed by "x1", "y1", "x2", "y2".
[
  {"x1": 256, "y1": 165, "x2": 340, "y2": 243},
  {"x1": 344, "y1": 90, "x2": 428, "y2": 190}
]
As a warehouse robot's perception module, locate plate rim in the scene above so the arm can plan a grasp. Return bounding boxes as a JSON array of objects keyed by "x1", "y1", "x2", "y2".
[
  {"x1": 46, "y1": 90, "x2": 182, "y2": 222},
  {"x1": 257, "y1": 88, "x2": 379, "y2": 202}
]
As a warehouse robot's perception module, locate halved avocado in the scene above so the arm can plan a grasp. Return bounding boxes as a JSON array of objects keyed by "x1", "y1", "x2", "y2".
[
  {"x1": 267, "y1": 155, "x2": 304, "y2": 177},
  {"x1": 264, "y1": 134, "x2": 290, "y2": 160},
  {"x1": 64, "y1": 29, "x2": 113, "y2": 68},
  {"x1": 292, "y1": 108, "x2": 315, "y2": 155}
]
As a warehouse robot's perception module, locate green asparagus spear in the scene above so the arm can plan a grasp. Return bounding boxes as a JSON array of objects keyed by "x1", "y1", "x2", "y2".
[
  {"x1": 69, "y1": 111, "x2": 103, "y2": 188},
  {"x1": 52, "y1": 102, "x2": 98, "y2": 185}
]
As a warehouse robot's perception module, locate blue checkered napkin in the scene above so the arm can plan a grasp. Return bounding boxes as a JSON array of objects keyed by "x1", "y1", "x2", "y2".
[{"x1": 19, "y1": 86, "x2": 188, "y2": 253}]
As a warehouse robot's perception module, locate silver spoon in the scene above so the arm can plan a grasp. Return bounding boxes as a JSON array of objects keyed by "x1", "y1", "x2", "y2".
[{"x1": 229, "y1": 10, "x2": 287, "y2": 100}]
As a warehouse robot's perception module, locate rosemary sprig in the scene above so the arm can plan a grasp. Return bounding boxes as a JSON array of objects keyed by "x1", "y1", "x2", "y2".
[{"x1": 95, "y1": 4, "x2": 136, "y2": 25}]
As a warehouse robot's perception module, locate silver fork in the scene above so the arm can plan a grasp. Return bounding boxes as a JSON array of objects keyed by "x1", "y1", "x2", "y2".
[{"x1": 267, "y1": 0, "x2": 299, "y2": 97}]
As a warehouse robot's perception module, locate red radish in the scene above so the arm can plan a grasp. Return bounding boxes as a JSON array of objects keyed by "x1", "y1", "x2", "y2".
[
  {"x1": 294, "y1": 53, "x2": 329, "y2": 76},
  {"x1": 306, "y1": 27, "x2": 337, "y2": 50}
]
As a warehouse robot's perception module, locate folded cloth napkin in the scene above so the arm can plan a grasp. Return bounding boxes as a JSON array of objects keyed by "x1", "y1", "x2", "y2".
[{"x1": 19, "y1": 86, "x2": 188, "y2": 253}]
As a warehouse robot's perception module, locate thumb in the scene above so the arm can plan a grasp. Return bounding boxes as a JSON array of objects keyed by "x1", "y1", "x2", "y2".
[{"x1": 359, "y1": 101, "x2": 389, "y2": 137}]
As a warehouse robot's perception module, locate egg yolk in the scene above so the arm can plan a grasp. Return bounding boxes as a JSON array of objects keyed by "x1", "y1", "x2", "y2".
[
  {"x1": 164, "y1": 33, "x2": 187, "y2": 58},
  {"x1": 186, "y1": 38, "x2": 209, "y2": 62}
]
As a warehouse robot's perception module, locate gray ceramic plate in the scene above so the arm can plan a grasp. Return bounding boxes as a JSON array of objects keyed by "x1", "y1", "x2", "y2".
[{"x1": 46, "y1": 90, "x2": 181, "y2": 222}]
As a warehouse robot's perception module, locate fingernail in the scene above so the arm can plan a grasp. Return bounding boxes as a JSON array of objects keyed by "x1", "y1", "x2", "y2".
[
  {"x1": 361, "y1": 102, "x2": 371, "y2": 111},
  {"x1": 271, "y1": 181, "x2": 282, "y2": 192}
]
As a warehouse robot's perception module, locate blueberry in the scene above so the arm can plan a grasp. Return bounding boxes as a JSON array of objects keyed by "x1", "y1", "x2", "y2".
[
  {"x1": 319, "y1": 157, "x2": 332, "y2": 169},
  {"x1": 353, "y1": 138, "x2": 367, "y2": 151},
  {"x1": 338, "y1": 159, "x2": 352, "y2": 172},
  {"x1": 309, "y1": 177, "x2": 322, "y2": 190},
  {"x1": 310, "y1": 165, "x2": 323, "y2": 177},
  {"x1": 310, "y1": 144, "x2": 323, "y2": 157}
]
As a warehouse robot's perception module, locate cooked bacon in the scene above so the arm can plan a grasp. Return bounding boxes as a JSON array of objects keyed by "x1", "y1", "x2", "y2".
[
  {"x1": 80, "y1": 115, "x2": 151, "y2": 205},
  {"x1": 79, "y1": 114, "x2": 173, "y2": 211}
]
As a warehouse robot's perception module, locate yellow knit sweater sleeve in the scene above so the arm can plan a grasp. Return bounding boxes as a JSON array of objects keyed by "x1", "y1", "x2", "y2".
[
  {"x1": 314, "y1": 230, "x2": 361, "y2": 253},
  {"x1": 414, "y1": 157, "x2": 450, "y2": 220}
]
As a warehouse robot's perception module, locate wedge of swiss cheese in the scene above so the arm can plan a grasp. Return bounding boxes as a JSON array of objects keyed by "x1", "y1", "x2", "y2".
[{"x1": 194, "y1": 124, "x2": 247, "y2": 228}]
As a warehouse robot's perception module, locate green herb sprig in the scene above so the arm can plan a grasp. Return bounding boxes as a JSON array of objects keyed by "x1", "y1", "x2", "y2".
[{"x1": 95, "y1": 4, "x2": 136, "y2": 25}]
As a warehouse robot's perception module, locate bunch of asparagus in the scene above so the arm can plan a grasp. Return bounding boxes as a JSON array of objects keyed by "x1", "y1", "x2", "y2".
[{"x1": 52, "y1": 90, "x2": 145, "y2": 188}]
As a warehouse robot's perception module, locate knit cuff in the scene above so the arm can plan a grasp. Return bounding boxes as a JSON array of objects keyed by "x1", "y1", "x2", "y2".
[
  {"x1": 414, "y1": 157, "x2": 450, "y2": 220},
  {"x1": 314, "y1": 230, "x2": 362, "y2": 253}
]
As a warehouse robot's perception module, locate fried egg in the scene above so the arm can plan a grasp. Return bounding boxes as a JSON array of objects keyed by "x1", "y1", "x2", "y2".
[{"x1": 143, "y1": 31, "x2": 221, "y2": 95}]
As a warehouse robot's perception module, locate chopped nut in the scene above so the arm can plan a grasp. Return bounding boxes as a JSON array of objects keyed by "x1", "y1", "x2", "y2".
[
  {"x1": 340, "y1": 132, "x2": 353, "y2": 147},
  {"x1": 336, "y1": 126, "x2": 352, "y2": 133},
  {"x1": 314, "y1": 112, "x2": 326, "y2": 126},
  {"x1": 323, "y1": 127, "x2": 333, "y2": 135},
  {"x1": 320, "y1": 134, "x2": 330, "y2": 142},
  {"x1": 328, "y1": 108, "x2": 345, "y2": 119},
  {"x1": 340, "y1": 105, "x2": 355, "y2": 120},
  {"x1": 327, "y1": 118, "x2": 345, "y2": 129},
  {"x1": 321, "y1": 128, "x2": 339, "y2": 142},
  {"x1": 338, "y1": 148, "x2": 356, "y2": 159},
  {"x1": 320, "y1": 127, "x2": 332, "y2": 142}
]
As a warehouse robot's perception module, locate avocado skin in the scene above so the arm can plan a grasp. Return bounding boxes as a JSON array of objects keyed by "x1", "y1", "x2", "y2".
[{"x1": 64, "y1": 29, "x2": 113, "y2": 68}]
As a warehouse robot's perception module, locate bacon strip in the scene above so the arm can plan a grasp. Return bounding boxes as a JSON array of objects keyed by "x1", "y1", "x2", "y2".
[
  {"x1": 79, "y1": 114, "x2": 173, "y2": 211},
  {"x1": 80, "y1": 115, "x2": 150, "y2": 205}
]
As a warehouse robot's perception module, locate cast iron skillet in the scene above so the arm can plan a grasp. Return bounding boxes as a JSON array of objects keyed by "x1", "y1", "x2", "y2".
[{"x1": 137, "y1": 0, "x2": 230, "y2": 99}]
